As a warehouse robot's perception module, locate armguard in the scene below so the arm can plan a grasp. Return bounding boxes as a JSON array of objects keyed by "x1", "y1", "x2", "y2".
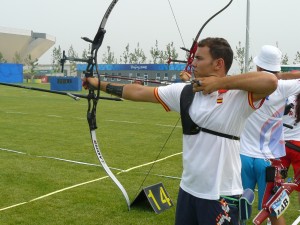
[{"x1": 106, "y1": 83, "x2": 124, "y2": 97}]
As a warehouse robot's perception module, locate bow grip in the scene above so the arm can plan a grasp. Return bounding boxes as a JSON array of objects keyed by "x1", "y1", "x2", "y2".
[{"x1": 93, "y1": 28, "x2": 106, "y2": 49}]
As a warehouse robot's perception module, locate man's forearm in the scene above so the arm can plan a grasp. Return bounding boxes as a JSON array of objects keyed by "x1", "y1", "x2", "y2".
[
  {"x1": 221, "y1": 72, "x2": 278, "y2": 95},
  {"x1": 276, "y1": 71, "x2": 300, "y2": 80},
  {"x1": 92, "y1": 78, "x2": 157, "y2": 102}
]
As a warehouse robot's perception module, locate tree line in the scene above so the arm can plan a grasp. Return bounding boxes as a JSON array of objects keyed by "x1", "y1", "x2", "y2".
[
  {"x1": 1, "y1": 41, "x2": 300, "y2": 75},
  {"x1": 51, "y1": 41, "x2": 179, "y2": 73}
]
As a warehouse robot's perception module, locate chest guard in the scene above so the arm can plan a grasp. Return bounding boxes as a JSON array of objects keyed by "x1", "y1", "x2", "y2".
[
  {"x1": 179, "y1": 84, "x2": 239, "y2": 140},
  {"x1": 180, "y1": 84, "x2": 201, "y2": 135}
]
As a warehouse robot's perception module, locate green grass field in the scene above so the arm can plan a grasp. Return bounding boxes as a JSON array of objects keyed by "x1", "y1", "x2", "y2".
[{"x1": 0, "y1": 83, "x2": 299, "y2": 225}]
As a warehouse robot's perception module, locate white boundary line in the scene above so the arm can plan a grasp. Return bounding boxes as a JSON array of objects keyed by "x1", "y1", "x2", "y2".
[
  {"x1": 2, "y1": 110, "x2": 181, "y2": 128},
  {"x1": 0, "y1": 177, "x2": 108, "y2": 212},
  {"x1": 292, "y1": 215, "x2": 300, "y2": 225},
  {"x1": 0, "y1": 148, "x2": 26, "y2": 155},
  {"x1": 0, "y1": 147, "x2": 182, "y2": 212},
  {"x1": 0, "y1": 147, "x2": 181, "y2": 173}
]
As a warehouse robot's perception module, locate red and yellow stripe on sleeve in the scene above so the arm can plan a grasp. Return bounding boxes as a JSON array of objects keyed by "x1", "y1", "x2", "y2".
[
  {"x1": 248, "y1": 92, "x2": 265, "y2": 109},
  {"x1": 154, "y1": 88, "x2": 170, "y2": 111}
]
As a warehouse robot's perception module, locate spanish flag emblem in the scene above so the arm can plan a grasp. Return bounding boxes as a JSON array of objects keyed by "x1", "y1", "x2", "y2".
[
  {"x1": 217, "y1": 89, "x2": 227, "y2": 104},
  {"x1": 217, "y1": 98, "x2": 223, "y2": 104}
]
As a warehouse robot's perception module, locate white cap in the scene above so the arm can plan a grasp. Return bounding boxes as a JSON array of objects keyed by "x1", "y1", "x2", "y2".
[{"x1": 253, "y1": 45, "x2": 282, "y2": 72}]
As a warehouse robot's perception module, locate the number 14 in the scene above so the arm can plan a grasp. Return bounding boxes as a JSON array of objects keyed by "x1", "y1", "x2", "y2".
[{"x1": 147, "y1": 187, "x2": 172, "y2": 210}]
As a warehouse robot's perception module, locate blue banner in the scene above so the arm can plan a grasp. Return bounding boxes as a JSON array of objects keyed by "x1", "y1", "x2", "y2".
[
  {"x1": 77, "y1": 64, "x2": 185, "y2": 71},
  {"x1": 0, "y1": 63, "x2": 23, "y2": 83}
]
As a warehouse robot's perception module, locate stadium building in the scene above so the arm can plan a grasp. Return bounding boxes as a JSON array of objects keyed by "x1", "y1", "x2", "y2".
[{"x1": 0, "y1": 26, "x2": 55, "y2": 63}]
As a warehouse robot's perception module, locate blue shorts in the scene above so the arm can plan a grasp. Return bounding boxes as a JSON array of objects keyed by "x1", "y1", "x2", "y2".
[
  {"x1": 175, "y1": 188, "x2": 239, "y2": 225},
  {"x1": 240, "y1": 154, "x2": 271, "y2": 210}
]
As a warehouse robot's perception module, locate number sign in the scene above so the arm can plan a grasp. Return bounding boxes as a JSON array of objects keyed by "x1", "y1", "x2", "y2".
[{"x1": 131, "y1": 183, "x2": 173, "y2": 214}]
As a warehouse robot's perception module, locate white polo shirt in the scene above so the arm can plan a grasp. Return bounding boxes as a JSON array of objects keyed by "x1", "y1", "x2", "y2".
[
  {"x1": 155, "y1": 83, "x2": 260, "y2": 200},
  {"x1": 240, "y1": 79, "x2": 300, "y2": 159}
]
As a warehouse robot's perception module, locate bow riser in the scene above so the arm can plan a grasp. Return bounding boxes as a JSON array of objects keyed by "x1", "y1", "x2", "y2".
[{"x1": 184, "y1": 41, "x2": 198, "y2": 73}]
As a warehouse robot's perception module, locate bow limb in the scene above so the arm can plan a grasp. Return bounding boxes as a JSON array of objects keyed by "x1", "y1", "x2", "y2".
[
  {"x1": 174, "y1": 0, "x2": 234, "y2": 74},
  {"x1": 85, "y1": 0, "x2": 131, "y2": 210},
  {"x1": 90, "y1": 131, "x2": 131, "y2": 210}
]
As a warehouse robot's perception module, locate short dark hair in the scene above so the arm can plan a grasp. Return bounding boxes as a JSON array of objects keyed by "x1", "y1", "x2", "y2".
[{"x1": 198, "y1": 37, "x2": 233, "y2": 73}]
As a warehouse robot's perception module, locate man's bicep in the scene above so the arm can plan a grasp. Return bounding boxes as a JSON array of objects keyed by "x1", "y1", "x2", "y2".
[{"x1": 252, "y1": 93, "x2": 268, "y2": 102}]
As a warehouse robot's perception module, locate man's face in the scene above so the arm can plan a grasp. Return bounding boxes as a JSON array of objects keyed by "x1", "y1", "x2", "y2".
[{"x1": 191, "y1": 46, "x2": 216, "y2": 78}]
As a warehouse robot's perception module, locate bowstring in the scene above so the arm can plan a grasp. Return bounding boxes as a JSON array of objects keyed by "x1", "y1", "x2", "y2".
[
  {"x1": 134, "y1": 117, "x2": 181, "y2": 199},
  {"x1": 134, "y1": 0, "x2": 185, "y2": 198},
  {"x1": 167, "y1": 0, "x2": 186, "y2": 48}
]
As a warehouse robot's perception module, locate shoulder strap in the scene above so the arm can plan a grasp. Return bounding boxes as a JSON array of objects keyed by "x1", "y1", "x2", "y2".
[
  {"x1": 180, "y1": 84, "x2": 201, "y2": 135},
  {"x1": 179, "y1": 85, "x2": 240, "y2": 140}
]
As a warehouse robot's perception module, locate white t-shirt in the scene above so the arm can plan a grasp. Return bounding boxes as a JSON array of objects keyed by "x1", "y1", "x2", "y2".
[
  {"x1": 240, "y1": 79, "x2": 300, "y2": 159},
  {"x1": 283, "y1": 95, "x2": 300, "y2": 141},
  {"x1": 155, "y1": 83, "x2": 260, "y2": 200}
]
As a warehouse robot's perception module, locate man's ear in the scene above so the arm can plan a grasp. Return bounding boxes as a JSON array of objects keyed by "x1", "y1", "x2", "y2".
[{"x1": 214, "y1": 58, "x2": 225, "y2": 70}]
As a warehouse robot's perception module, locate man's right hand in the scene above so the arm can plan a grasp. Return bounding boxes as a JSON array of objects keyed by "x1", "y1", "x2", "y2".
[{"x1": 180, "y1": 71, "x2": 191, "y2": 82}]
